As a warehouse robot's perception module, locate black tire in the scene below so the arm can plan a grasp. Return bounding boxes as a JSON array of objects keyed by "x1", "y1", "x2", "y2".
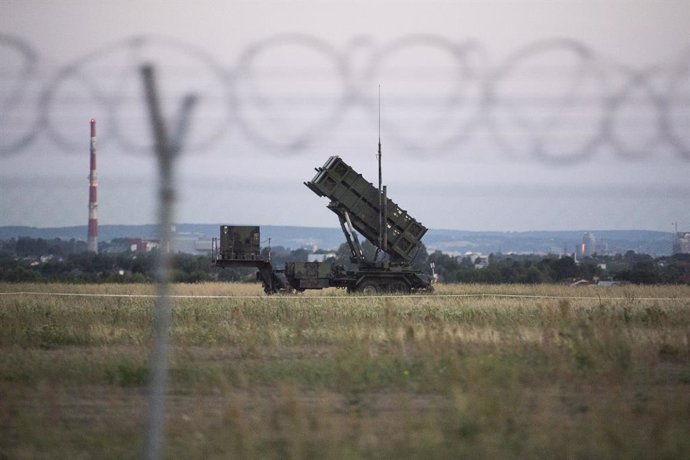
[{"x1": 357, "y1": 280, "x2": 379, "y2": 294}]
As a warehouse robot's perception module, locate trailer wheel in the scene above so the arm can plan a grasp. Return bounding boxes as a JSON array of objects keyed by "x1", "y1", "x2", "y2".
[
  {"x1": 387, "y1": 280, "x2": 410, "y2": 294},
  {"x1": 357, "y1": 281, "x2": 379, "y2": 294}
]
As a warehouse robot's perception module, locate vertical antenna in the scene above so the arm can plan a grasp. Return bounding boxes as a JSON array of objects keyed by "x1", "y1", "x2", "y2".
[
  {"x1": 377, "y1": 85, "x2": 383, "y2": 257},
  {"x1": 378, "y1": 85, "x2": 382, "y2": 162},
  {"x1": 378, "y1": 85, "x2": 382, "y2": 185},
  {"x1": 382, "y1": 185, "x2": 387, "y2": 251}
]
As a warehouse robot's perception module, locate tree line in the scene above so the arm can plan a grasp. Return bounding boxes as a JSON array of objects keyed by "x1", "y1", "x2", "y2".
[
  {"x1": 1, "y1": 237, "x2": 688, "y2": 284},
  {"x1": 428, "y1": 250, "x2": 690, "y2": 285},
  {"x1": 0, "y1": 237, "x2": 219, "y2": 283}
]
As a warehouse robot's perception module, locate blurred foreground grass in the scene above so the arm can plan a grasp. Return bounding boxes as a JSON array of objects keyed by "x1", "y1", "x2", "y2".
[{"x1": 1, "y1": 282, "x2": 689, "y2": 458}]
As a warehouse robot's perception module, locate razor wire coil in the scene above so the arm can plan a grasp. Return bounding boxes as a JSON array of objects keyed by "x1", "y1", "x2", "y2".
[{"x1": 1, "y1": 33, "x2": 688, "y2": 161}]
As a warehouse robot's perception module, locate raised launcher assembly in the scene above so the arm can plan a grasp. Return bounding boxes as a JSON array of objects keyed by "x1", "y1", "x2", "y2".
[
  {"x1": 214, "y1": 156, "x2": 433, "y2": 294},
  {"x1": 305, "y1": 155, "x2": 427, "y2": 264}
]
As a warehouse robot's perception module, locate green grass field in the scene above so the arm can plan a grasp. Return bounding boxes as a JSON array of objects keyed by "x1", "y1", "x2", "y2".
[{"x1": 1, "y1": 282, "x2": 689, "y2": 458}]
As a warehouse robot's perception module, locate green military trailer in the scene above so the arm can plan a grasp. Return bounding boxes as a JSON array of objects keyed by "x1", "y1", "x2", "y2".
[{"x1": 214, "y1": 156, "x2": 433, "y2": 294}]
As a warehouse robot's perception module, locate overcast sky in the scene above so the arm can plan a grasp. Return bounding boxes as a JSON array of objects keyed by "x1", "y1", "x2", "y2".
[{"x1": 1, "y1": 0, "x2": 688, "y2": 232}]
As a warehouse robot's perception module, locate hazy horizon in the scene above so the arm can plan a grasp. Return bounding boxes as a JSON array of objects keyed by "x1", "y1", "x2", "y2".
[{"x1": 0, "y1": 222, "x2": 675, "y2": 236}]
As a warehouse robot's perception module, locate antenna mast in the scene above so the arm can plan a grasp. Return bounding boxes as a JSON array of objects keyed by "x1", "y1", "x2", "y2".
[{"x1": 377, "y1": 85, "x2": 384, "y2": 258}]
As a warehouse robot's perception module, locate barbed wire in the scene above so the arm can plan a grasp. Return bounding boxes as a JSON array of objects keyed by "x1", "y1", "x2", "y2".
[{"x1": 0, "y1": 33, "x2": 688, "y2": 161}]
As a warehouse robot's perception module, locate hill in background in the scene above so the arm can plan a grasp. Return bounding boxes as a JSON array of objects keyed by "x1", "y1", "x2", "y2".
[{"x1": 0, "y1": 225, "x2": 674, "y2": 256}]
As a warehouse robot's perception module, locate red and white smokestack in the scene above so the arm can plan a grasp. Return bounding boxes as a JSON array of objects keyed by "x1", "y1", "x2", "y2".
[{"x1": 87, "y1": 118, "x2": 98, "y2": 253}]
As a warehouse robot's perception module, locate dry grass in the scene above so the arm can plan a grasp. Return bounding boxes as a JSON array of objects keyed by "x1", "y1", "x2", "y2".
[{"x1": 1, "y1": 282, "x2": 689, "y2": 458}]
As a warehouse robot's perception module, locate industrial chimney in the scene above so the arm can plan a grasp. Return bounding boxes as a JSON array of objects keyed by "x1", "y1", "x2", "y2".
[{"x1": 87, "y1": 118, "x2": 98, "y2": 253}]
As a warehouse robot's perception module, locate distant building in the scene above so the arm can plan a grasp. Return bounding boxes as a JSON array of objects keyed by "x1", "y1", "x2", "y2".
[
  {"x1": 130, "y1": 239, "x2": 159, "y2": 253},
  {"x1": 171, "y1": 233, "x2": 213, "y2": 255},
  {"x1": 673, "y1": 232, "x2": 690, "y2": 255},
  {"x1": 580, "y1": 232, "x2": 596, "y2": 257},
  {"x1": 474, "y1": 256, "x2": 489, "y2": 269},
  {"x1": 576, "y1": 232, "x2": 608, "y2": 258},
  {"x1": 457, "y1": 252, "x2": 489, "y2": 269}
]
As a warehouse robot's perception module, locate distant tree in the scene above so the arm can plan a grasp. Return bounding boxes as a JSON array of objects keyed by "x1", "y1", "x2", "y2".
[
  {"x1": 499, "y1": 260, "x2": 519, "y2": 283},
  {"x1": 287, "y1": 248, "x2": 310, "y2": 262},
  {"x1": 334, "y1": 242, "x2": 354, "y2": 266},
  {"x1": 1, "y1": 235, "x2": 687, "y2": 285},
  {"x1": 428, "y1": 250, "x2": 460, "y2": 281},
  {"x1": 519, "y1": 266, "x2": 548, "y2": 284},
  {"x1": 616, "y1": 260, "x2": 662, "y2": 284},
  {"x1": 129, "y1": 256, "x2": 152, "y2": 275},
  {"x1": 15, "y1": 237, "x2": 50, "y2": 257},
  {"x1": 660, "y1": 254, "x2": 690, "y2": 284},
  {"x1": 550, "y1": 257, "x2": 579, "y2": 281},
  {"x1": 4, "y1": 266, "x2": 42, "y2": 282},
  {"x1": 458, "y1": 256, "x2": 474, "y2": 269},
  {"x1": 261, "y1": 245, "x2": 290, "y2": 266},
  {"x1": 579, "y1": 261, "x2": 602, "y2": 281}
]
